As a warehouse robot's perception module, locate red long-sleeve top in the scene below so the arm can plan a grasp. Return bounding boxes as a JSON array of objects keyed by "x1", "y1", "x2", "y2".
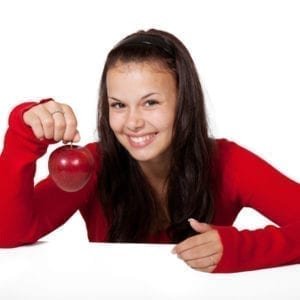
[{"x1": 1, "y1": 101, "x2": 300, "y2": 273}]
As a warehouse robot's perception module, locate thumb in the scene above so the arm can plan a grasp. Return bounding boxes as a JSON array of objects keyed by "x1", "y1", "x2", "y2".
[{"x1": 188, "y1": 218, "x2": 212, "y2": 233}]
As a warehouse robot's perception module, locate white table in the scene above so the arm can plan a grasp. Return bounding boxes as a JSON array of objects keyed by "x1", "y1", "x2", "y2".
[{"x1": 0, "y1": 241, "x2": 299, "y2": 299}]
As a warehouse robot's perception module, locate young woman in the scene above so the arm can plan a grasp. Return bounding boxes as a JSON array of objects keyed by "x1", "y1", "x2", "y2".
[{"x1": 0, "y1": 29, "x2": 299, "y2": 273}]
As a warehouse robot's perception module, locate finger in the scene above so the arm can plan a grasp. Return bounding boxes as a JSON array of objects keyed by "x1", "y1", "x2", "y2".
[
  {"x1": 172, "y1": 232, "x2": 213, "y2": 255},
  {"x1": 63, "y1": 130, "x2": 80, "y2": 144},
  {"x1": 185, "y1": 254, "x2": 218, "y2": 270},
  {"x1": 23, "y1": 111, "x2": 45, "y2": 140},
  {"x1": 36, "y1": 105, "x2": 55, "y2": 139},
  {"x1": 43, "y1": 101, "x2": 78, "y2": 142},
  {"x1": 73, "y1": 130, "x2": 80, "y2": 142},
  {"x1": 61, "y1": 105, "x2": 79, "y2": 142},
  {"x1": 185, "y1": 253, "x2": 220, "y2": 273},
  {"x1": 188, "y1": 218, "x2": 212, "y2": 233},
  {"x1": 178, "y1": 242, "x2": 219, "y2": 261},
  {"x1": 194, "y1": 264, "x2": 217, "y2": 273},
  {"x1": 51, "y1": 111, "x2": 66, "y2": 141}
]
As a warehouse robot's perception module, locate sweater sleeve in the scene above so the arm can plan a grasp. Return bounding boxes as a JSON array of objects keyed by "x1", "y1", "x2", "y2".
[
  {"x1": 0, "y1": 101, "x2": 96, "y2": 247},
  {"x1": 213, "y1": 140, "x2": 300, "y2": 273}
]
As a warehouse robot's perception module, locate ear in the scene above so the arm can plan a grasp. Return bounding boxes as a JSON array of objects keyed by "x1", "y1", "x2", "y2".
[{"x1": 188, "y1": 218, "x2": 212, "y2": 233}]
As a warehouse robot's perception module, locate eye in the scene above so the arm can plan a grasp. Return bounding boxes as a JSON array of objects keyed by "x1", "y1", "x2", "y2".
[
  {"x1": 145, "y1": 99, "x2": 158, "y2": 107},
  {"x1": 110, "y1": 102, "x2": 125, "y2": 109}
]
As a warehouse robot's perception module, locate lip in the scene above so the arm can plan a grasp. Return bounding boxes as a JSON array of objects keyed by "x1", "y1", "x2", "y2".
[{"x1": 126, "y1": 133, "x2": 158, "y2": 148}]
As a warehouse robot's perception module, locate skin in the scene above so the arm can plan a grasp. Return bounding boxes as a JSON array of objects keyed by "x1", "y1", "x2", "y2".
[
  {"x1": 172, "y1": 218, "x2": 223, "y2": 273},
  {"x1": 23, "y1": 60, "x2": 223, "y2": 273},
  {"x1": 106, "y1": 61, "x2": 177, "y2": 191},
  {"x1": 23, "y1": 99, "x2": 80, "y2": 143}
]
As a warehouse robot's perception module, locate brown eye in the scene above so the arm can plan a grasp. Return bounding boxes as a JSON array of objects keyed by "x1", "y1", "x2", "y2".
[
  {"x1": 110, "y1": 102, "x2": 125, "y2": 109},
  {"x1": 145, "y1": 100, "x2": 158, "y2": 107}
]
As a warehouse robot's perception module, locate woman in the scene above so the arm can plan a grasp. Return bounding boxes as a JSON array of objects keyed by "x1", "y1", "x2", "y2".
[{"x1": 0, "y1": 29, "x2": 299, "y2": 273}]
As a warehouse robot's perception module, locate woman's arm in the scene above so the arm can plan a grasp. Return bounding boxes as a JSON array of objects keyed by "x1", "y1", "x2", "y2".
[
  {"x1": 213, "y1": 140, "x2": 300, "y2": 273},
  {"x1": 0, "y1": 100, "x2": 96, "y2": 247}
]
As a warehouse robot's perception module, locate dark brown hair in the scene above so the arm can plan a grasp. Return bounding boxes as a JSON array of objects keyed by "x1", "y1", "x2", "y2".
[{"x1": 97, "y1": 29, "x2": 217, "y2": 243}]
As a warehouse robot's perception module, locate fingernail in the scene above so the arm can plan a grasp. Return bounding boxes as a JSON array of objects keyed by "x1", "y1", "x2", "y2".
[
  {"x1": 188, "y1": 218, "x2": 196, "y2": 223},
  {"x1": 171, "y1": 247, "x2": 176, "y2": 254}
]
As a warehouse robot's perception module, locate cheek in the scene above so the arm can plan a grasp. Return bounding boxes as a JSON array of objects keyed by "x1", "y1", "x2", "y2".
[
  {"x1": 109, "y1": 113, "x2": 123, "y2": 133},
  {"x1": 154, "y1": 111, "x2": 175, "y2": 132}
]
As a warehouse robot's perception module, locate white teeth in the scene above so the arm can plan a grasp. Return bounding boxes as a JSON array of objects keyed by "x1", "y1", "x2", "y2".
[{"x1": 129, "y1": 134, "x2": 154, "y2": 144}]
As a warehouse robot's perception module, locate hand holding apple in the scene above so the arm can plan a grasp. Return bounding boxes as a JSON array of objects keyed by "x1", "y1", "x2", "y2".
[{"x1": 48, "y1": 144, "x2": 95, "y2": 192}]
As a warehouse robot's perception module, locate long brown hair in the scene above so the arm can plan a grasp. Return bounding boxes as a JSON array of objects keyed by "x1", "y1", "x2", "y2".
[{"x1": 97, "y1": 29, "x2": 217, "y2": 243}]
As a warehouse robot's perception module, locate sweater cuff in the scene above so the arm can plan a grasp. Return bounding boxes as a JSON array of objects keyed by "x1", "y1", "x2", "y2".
[{"x1": 211, "y1": 224, "x2": 240, "y2": 273}]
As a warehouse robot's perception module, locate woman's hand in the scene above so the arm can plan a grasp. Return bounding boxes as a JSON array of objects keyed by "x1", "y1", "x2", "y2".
[
  {"x1": 171, "y1": 218, "x2": 223, "y2": 273},
  {"x1": 23, "y1": 99, "x2": 80, "y2": 143}
]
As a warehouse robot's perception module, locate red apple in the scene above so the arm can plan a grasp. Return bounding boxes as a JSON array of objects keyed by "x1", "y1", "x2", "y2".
[{"x1": 48, "y1": 144, "x2": 95, "y2": 192}]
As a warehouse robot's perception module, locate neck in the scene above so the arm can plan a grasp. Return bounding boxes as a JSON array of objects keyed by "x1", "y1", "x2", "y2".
[
  {"x1": 139, "y1": 161, "x2": 170, "y2": 184},
  {"x1": 138, "y1": 158, "x2": 170, "y2": 197},
  {"x1": 139, "y1": 156, "x2": 172, "y2": 232}
]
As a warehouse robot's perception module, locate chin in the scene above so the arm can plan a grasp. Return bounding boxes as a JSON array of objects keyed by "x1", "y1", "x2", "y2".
[{"x1": 128, "y1": 151, "x2": 156, "y2": 162}]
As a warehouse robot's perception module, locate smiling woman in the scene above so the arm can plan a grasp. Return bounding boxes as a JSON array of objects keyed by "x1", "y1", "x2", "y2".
[
  {"x1": 97, "y1": 31, "x2": 215, "y2": 249},
  {"x1": 107, "y1": 62, "x2": 177, "y2": 164},
  {"x1": 0, "y1": 29, "x2": 300, "y2": 274}
]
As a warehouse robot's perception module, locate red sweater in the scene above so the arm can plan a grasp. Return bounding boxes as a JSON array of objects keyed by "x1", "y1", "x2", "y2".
[{"x1": 1, "y1": 101, "x2": 300, "y2": 273}]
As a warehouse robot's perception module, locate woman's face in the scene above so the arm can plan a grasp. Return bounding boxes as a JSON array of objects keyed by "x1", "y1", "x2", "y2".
[{"x1": 107, "y1": 61, "x2": 177, "y2": 165}]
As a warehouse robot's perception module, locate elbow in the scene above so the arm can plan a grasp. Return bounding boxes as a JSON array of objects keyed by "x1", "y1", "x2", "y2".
[{"x1": 0, "y1": 230, "x2": 39, "y2": 248}]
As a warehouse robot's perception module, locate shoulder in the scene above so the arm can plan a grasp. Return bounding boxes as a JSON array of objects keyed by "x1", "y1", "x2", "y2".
[
  {"x1": 213, "y1": 138, "x2": 237, "y2": 163},
  {"x1": 212, "y1": 137, "x2": 276, "y2": 183},
  {"x1": 211, "y1": 138, "x2": 257, "y2": 205},
  {"x1": 212, "y1": 137, "x2": 259, "y2": 179},
  {"x1": 213, "y1": 138, "x2": 255, "y2": 162}
]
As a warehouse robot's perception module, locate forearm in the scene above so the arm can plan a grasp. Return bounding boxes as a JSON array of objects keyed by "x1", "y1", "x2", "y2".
[
  {"x1": 212, "y1": 222, "x2": 300, "y2": 273},
  {"x1": 0, "y1": 102, "x2": 49, "y2": 246}
]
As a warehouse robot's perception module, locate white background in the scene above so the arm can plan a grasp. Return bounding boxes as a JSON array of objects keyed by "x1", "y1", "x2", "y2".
[{"x1": 0, "y1": 0, "x2": 300, "y2": 243}]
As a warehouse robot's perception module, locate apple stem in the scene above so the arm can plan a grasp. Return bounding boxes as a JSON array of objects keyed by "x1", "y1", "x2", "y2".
[{"x1": 70, "y1": 141, "x2": 73, "y2": 149}]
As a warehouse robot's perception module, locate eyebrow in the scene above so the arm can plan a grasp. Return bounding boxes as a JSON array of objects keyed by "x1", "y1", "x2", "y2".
[{"x1": 108, "y1": 92, "x2": 160, "y2": 102}]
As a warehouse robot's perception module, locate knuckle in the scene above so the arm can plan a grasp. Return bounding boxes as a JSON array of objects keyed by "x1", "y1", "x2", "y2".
[
  {"x1": 192, "y1": 265, "x2": 203, "y2": 272},
  {"x1": 65, "y1": 118, "x2": 77, "y2": 127},
  {"x1": 24, "y1": 109, "x2": 34, "y2": 119},
  {"x1": 189, "y1": 260, "x2": 199, "y2": 268},
  {"x1": 43, "y1": 118, "x2": 54, "y2": 128},
  {"x1": 32, "y1": 128, "x2": 43, "y2": 139},
  {"x1": 55, "y1": 121, "x2": 66, "y2": 130},
  {"x1": 28, "y1": 108, "x2": 40, "y2": 118},
  {"x1": 62, "y1": 103, "x2": 72, "y2": 111},
  {"x1": 30, "y1": 118, "x2": 40, "y2": 127},
  {"x1": 44, "y1": 99, "x2": 57, "y2": 108},
  {"x1": 32, "y1": 104, "x2": 42, "y2": 112},
  {"x1": 45, "y1": 100, "x2": 64, "y2": 112},
  {"x1": 62, "y1": 104, "x2": 75, "y2": 115},
  {"x1": 187, "y1": 258, "x2": 206, "y2": 270},
  {"x1": 178, "y1": 253, "x2": 186, "y2": 260},
  {"x1": 174, "y1": 246, "x2": 181, "y2": 254}
]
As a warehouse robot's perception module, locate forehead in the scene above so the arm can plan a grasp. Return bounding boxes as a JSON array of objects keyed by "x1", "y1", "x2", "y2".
[{"x1": 106, "y1": 61, "x2": 176, "y2": 94}]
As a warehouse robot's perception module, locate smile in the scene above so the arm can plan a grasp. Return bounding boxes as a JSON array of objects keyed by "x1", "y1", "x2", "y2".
[{"x1": 127, "y1": 133, "x2": 157, "y2": 148}]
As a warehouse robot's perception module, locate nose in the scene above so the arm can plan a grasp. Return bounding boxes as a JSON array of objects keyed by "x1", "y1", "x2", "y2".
[{"x1": 125, "y1": 108, "x2": 145, "y2": 132}]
